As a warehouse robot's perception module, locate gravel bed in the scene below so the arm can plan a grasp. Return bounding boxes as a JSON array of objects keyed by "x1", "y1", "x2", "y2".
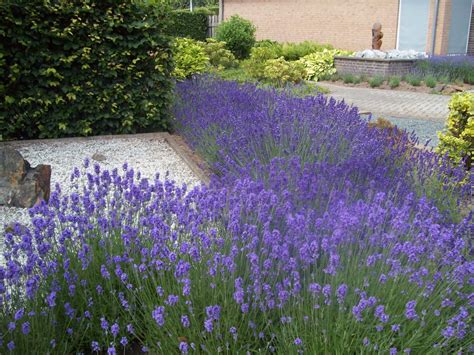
[{"x1": 1, "y1": 135, "x2": 201, "y2": 263}]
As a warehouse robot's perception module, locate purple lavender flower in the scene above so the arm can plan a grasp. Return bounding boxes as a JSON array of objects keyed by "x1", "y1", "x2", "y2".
[
  {"x1": 204, "y1": 318, "x2": 213, "y2": 333},
  {"x1": 7, "y1": 341, "x2": 15, "y2": 351},
  {"x1": 14, "y1": 308, "x2": 24, "y2": 321},
  {"x1": 91, "y1": 341, "x2": 100, "y2": 352},
  {"x1": 179, "y1": 341, "x2": 189, "y2": 354},
  {"x1": 111, "y1": 323, "x2": 119, "y2": 337},
  {"x1": 405, "y1": 301, "x2": 418, "y2": 320},
  {"x1": 152, "y1": 306, "x2": 165, "y2": 327},
  {"x1": 181, "y1": 315, "x2": 190, "y2": 328},
  {"x1": 22, "y1": 321, "x2": 30, "y2": 334},
  {"x1": 336, "y1": 284, "x2": 348, "y2": 304},
  {"x1": 100, "y1": 317, "x2": 109, "y2": 331}
]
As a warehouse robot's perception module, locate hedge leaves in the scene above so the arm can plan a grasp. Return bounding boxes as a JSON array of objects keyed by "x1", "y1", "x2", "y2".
[{"x1": 0, "y1": 0, "x2": 174, "y2": 140}]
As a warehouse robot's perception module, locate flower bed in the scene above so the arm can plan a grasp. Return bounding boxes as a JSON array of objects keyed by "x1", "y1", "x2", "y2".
[{"x1": 1, "y1": 78, "x2": 472, "y2": 354}]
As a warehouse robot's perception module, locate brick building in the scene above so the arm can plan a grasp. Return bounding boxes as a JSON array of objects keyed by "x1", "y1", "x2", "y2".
[{"x1": 219, "y1": 0, "x2": 474, "y2": 55}]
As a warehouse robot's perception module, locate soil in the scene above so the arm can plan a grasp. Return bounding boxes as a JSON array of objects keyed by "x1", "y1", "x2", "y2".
[{"x1": 323, "y1": 79, "x2": 474, "y2": 95}]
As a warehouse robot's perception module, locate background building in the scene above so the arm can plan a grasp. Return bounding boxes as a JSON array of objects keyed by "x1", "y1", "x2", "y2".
[{"x1": 219, "y1": 0, "x2": 474, "y2": 55}]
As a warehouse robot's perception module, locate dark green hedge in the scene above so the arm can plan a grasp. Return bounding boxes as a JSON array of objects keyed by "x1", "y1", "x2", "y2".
[
  {"x1": 170, "y1": 9, "x2": 209, "y2": 41},
  {"x1": 0, "y1": 0, "x2": 174, "y2": 140}
]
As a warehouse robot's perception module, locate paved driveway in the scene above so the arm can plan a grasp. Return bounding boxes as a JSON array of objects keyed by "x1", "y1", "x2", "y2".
[{"x1": 318, "y1": 82, "x2": 450, "y2": 122}]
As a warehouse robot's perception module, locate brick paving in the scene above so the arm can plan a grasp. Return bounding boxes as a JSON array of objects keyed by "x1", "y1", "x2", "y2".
[{"x1": 318, "y1": 82, "x2": 450, "y2": 122}]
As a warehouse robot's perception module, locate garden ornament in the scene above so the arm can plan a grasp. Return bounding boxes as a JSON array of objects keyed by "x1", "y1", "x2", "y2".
[{"x1": 372, "y1": 22, "x2": 383, "y2": 50}]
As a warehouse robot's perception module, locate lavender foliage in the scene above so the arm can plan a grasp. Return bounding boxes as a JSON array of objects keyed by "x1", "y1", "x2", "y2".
[
  {"x1": 414, "y1": 55, "x2": 474, "y2": 84},
  {"x1": 0, "y1": 77, "x2": 472, "y2": 353}
]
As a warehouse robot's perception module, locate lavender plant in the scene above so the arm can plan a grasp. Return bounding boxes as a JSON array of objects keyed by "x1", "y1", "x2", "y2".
[
  {"x1": 1, "y1": 77, "x2": 472, "y2": 354},
  {"x1": 414, "y1": 56, "x2": 474, "y2": 84}
]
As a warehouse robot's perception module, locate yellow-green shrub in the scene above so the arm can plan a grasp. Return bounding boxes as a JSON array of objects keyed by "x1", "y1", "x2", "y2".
[
  {"x1": 244, "y1": 46, "x2": 282, "y2": 80},
  {"x1": 298, "y1": 49, "x2": 353, "y2": 81},
  {"x1": 199, "y1": 39, "x2": 238, "y2": 70},
  {"x1": 172, "y1": 38, "x2": 209, "y2": 80},
  {"x1": 437, "y1": 92, "x2": 474, "y2": 169},
  {"x1": 281, "y1": 41, "x2": 333, "y2": 61},
  {"x1": 262, "y1": 57, "x2": 307, "y2": 86}
]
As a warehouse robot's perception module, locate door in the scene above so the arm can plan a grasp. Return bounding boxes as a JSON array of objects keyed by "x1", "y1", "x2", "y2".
[{"x1": 397, "y1": 0, "x2": 430, "y2": 52}]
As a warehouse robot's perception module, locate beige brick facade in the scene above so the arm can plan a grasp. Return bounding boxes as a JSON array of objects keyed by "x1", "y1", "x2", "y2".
[{"x1": 222, "y1": 0, "x2": 458, "y2": 55}]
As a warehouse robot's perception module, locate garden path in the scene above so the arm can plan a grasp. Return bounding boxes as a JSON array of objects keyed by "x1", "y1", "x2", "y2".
[{"x1": 318, "y1": 82, "x2": 450, "y2": 122}]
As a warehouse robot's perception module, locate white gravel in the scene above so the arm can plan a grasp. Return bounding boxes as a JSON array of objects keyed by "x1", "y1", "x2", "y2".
[{"x1": 0, "y1": 134, "x2": 201, "y2": 262}]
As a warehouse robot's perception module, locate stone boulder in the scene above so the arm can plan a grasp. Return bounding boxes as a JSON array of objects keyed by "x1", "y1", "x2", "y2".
[{"x1": 0, "y1": 147, "x2": 51, "y2": 208}]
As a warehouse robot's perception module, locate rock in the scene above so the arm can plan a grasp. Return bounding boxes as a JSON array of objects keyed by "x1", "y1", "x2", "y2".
[
  {"x1": 355, "y1": 49, "x2": 428, "y2": 60},
  {"x1": 92, "y1": 153, "x2": 106, "y2": 162},
  {"x1": 434, "y1": 84, "x2": 446, "y2": 92},
  {"x1": 0, "y1": 147, "x2": 51, "y2": 208},
  {"x1": 442, "y1": 85, "x2": 464, "y2": 95}
]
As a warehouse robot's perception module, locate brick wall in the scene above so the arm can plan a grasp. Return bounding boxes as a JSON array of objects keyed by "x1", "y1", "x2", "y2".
[
  {"x1": 223, "y1": 0, "x2": 400, "y2": 51},
  {"x1": 468, "y1": 3, "x2": 474, "y2": 55},
  {"x1": 334, "y1": 57, "x2": 418, "y2": 77},
  {"x1": 223, "y1": 0, "x2": 453, "y2": 55}
]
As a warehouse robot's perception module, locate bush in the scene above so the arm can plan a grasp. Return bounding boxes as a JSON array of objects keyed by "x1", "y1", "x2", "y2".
[
  {"x1": 281, "y1": 41, "x2": 333, "y2": 61},
  {"x1": 404, "y1": 74, "x2": 422, "y2": 87},
  {"x1": 437, "y1": 92, "x2": 474, "y2": 169},
  {"x1": 172, "y1": 38, "x2": 209, "y2": 80},
  {"x1": 262, "y1": 57, "x2": 307, "y2": 86},
  {"x1": 342, "y1": 74, "x2": 355, "y2": 84},
  {"x1": 216, "y1": 15, "x2": 256, "y2": 59},
  {"x1": 424, "y1": 75, "x2": 437, "y2": 88},
  {"x1": 173, "y1": 78, "x2": 470, "y2": 352},
  {"x1": 244, "y1": 46, "x2": 282, "y2": 79},
  {"x1": 199, "y1": 39, "x2": 238, "y2": 70},
  {"x1": 389, "y1": 76, "x2": 400, "y2": 89},
  {"x1": 415, "y1": 56, "x2": 474, "y2": 84},
  {"x1": 0, "y1": 0, "x2": 174, "y2": 140},
  {"x1": 368, "y1": 76, "x2": 384, "y2": 87},
  {"x1": 169, "y1": 9, "x2": 209, "y2": 41},
  {"x1": 298, "y1": 49, "x2": 353, "y2": 81}
]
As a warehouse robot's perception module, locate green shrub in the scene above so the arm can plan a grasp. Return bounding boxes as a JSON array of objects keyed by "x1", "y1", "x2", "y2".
[
  {"x1": 342, "y1": 74, "x2": 355, "y2": 84},
  {"x1": 281, "y1": 41, "x2": 333, "y2": 61},
  {"x1": 368, "y1": 76, "x2": 384, "y2": 87},
  {"x1": 424, "y1": 75, "x2": 437, "y2": 88},
  {"x1": 284, "y1": 82, "x2": 330, "y2": 97},
  {"x1": 214, "y1": 66, "x2": 257, "y2": 84},
  {"x1": 327, "y1": 73, "x2": 341, "y2": 81},
  {"x1": 169, "y1": 9, "x2": 209, "y2": 41},
  {"x1": 199, "y1": 38, "x2": 237, "y2": 70},
  {"x1": 172, "y1": 38, "x2": 209, "y2": 80},
  {"x1": 262, "y1": 57, "x2": 307, "y2": 86},
  {"x1": 437, "y1": 92, "x2": 474, "y2": 169},
  {"x1": 405, "y1": 74, "x2": 422, "y2": 87},
  {"x1": 389, "y1": 76, "x2": 400, "y2": 89},
  {"x1": 255, "y1": 39, "x2": 282, "y2": 48},
  {"x1": 216, "y1": 15, "x2": 256, "y2": 59},
  {"x1": 298, "y1": 49, "x2": 353, "y2": 81},
  {"x1": 244, "y1": 45, "x2": 282, "y2": 79},
  {"x1": 0, "y1": 0, "x2": 174, "y2": 140}
]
